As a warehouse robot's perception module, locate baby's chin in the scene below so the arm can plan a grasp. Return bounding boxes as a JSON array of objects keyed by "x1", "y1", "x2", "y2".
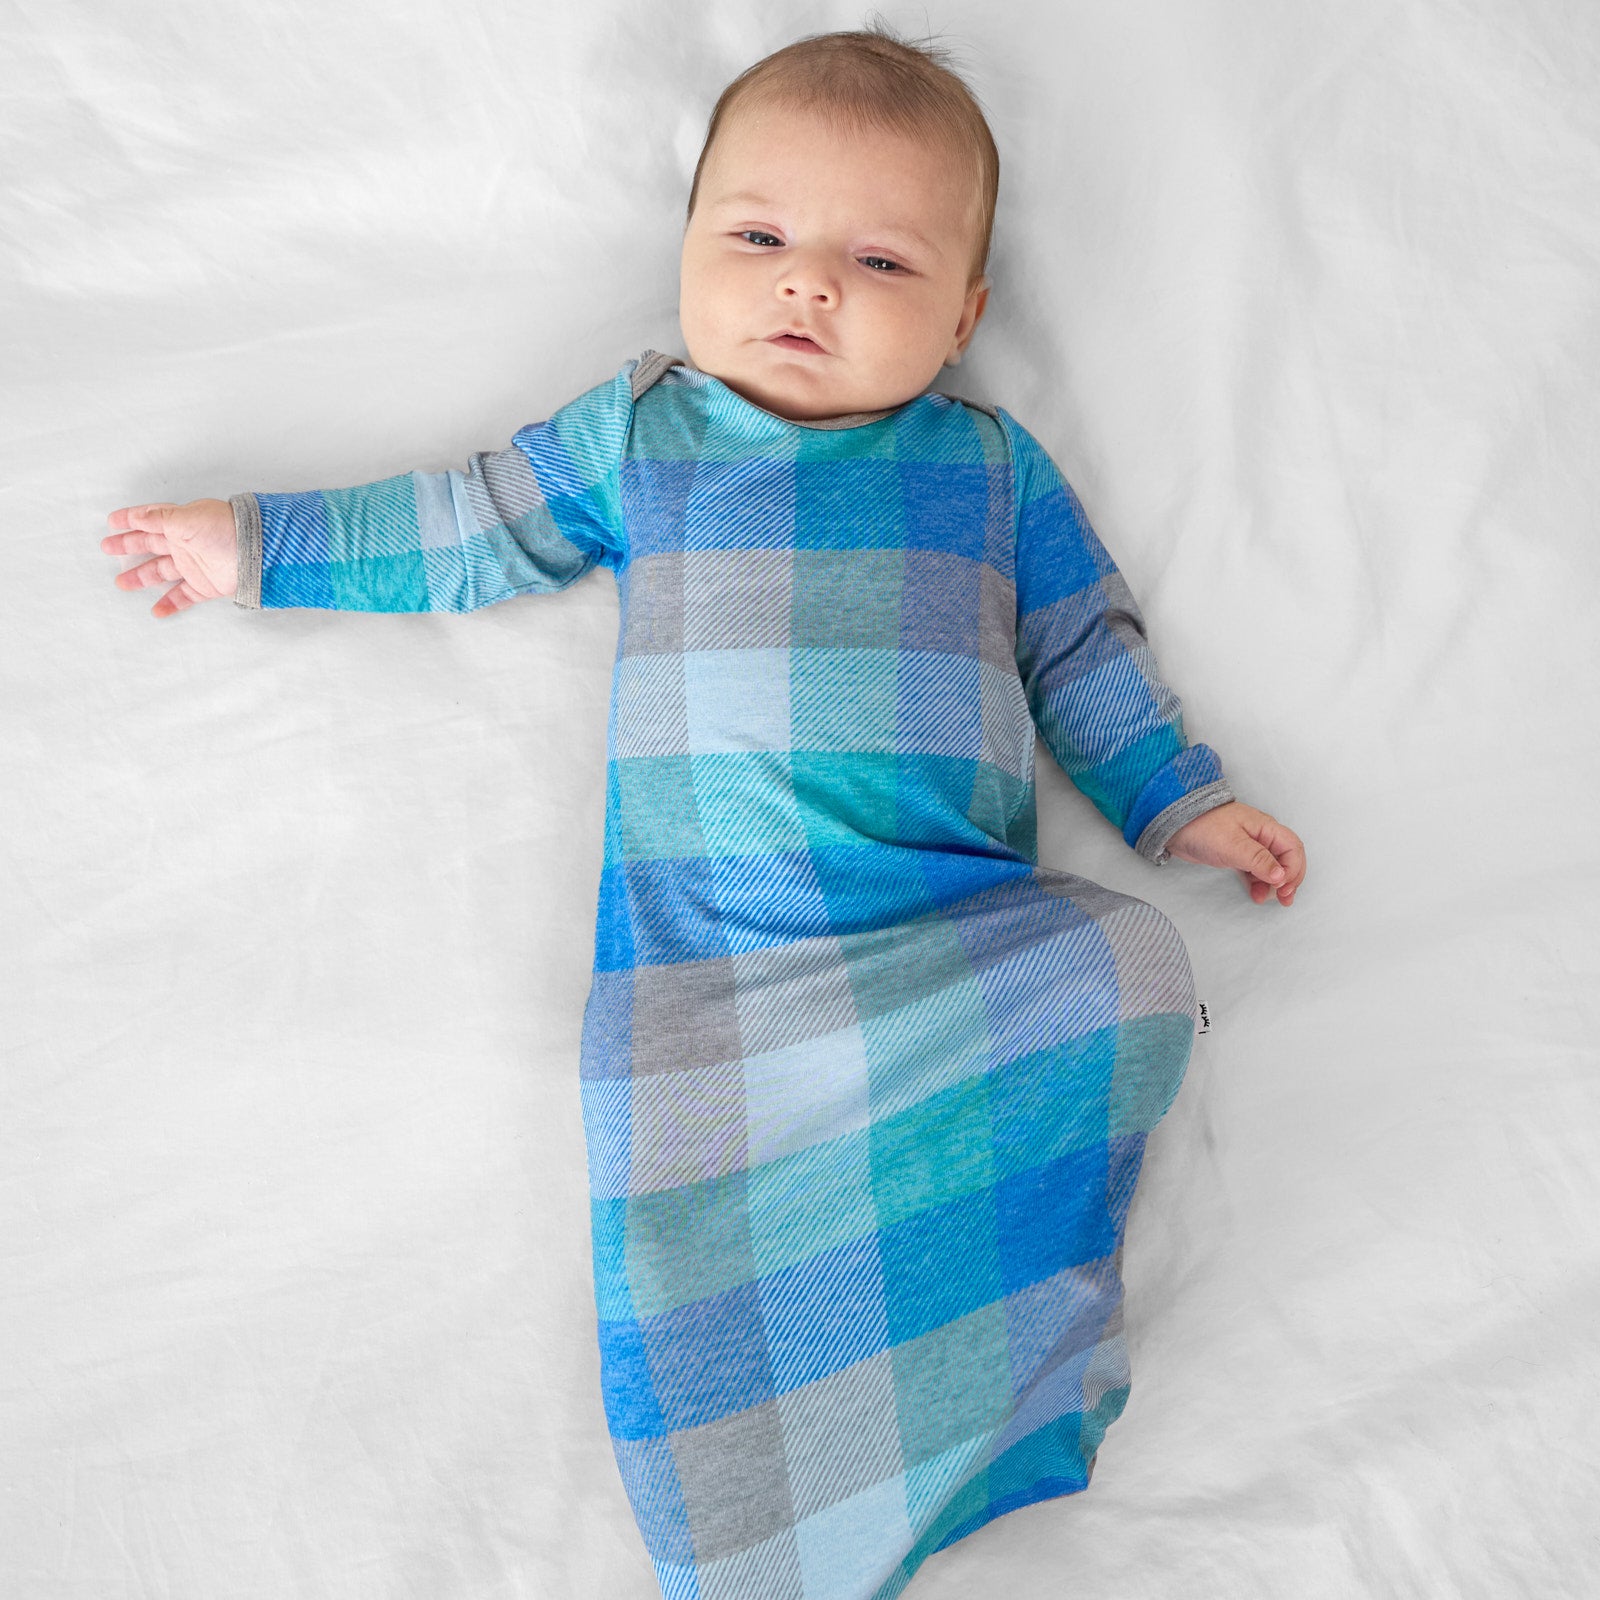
[{"x1": 711, "y1": 355, "x2": 916, "y2": 423}]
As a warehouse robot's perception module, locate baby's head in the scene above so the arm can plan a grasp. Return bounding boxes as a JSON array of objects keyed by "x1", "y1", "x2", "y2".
[{"x1": 679, "y1": 25, "x2": 1000, "y2": 423}]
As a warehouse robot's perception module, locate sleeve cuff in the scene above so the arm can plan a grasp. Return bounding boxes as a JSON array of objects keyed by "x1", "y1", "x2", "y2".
[
  {"x1": 230, "y1": 493, "x2": 263, "y2": 609},
  {"x1": 1134, "y1": 778, "x2": 1237, "y2": 865}
]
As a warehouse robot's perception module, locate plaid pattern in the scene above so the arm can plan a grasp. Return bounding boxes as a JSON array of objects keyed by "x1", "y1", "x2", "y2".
[{"x1": 236, "y1": 353, "x2": 1232, "y2": 1598}]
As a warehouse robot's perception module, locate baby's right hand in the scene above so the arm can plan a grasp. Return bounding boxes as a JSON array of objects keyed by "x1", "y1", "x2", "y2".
[{"x1": 102, "y1": 499, "x2": 238, "y2": 618}]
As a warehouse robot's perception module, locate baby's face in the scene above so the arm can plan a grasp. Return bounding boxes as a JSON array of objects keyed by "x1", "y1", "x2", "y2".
[{"x1": 679, "y1": 103, "x2": 990, "y2": 422}]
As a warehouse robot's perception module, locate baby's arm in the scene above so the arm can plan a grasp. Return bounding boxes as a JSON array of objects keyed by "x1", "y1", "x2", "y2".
[
  {"x1": 1002, "y1": 411, "x2": 1308, "y2": 906},
  {"x1": 102, "y1": 366, "x2": 635, "y2": 619}
]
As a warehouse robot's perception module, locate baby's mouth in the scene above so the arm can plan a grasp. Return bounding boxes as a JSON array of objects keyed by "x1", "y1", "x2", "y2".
[{"x1": 767, "y1": 330, "x2": 827, "y2": 354}]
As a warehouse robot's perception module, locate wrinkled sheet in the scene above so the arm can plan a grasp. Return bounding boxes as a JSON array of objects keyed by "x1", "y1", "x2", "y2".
[{"x1": 5, "y1": 1, "x2": 1598, "y2": 1596}]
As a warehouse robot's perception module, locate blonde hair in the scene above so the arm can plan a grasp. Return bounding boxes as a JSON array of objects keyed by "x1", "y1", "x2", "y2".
[{"x1": 685, "y1": 21, "x2": 1000, "y2": 289}]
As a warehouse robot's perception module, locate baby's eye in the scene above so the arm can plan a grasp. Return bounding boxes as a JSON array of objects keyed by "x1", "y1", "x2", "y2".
[
  {"x1": 860, "y1": 256, "x2": 905, "y2": 273},
  {"x1": 739, "y1": 230, "x2": 782, "y2": 247}
]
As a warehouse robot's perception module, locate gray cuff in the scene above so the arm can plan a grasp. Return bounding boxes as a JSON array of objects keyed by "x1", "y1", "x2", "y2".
[
  {"x1": 230, "y1": 493, "x2": 262, "y2": 609},
  {"x1": 1134, "y1": 779, "x2": 1237, "y2": 864}
]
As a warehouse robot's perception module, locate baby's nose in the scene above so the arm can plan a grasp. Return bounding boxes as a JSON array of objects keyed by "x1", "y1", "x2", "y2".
[
  {"x1": 776, "y1": 251, "x2": 838, "y2": 304},
  {"x1": 782, "y1": 280, "x2": 835, "y2": 305}
]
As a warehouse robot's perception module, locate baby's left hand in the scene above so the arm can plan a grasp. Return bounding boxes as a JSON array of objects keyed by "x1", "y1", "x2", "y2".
[{"x1": 1165, "y1": 801, "x2": 1306, "y2": 906}]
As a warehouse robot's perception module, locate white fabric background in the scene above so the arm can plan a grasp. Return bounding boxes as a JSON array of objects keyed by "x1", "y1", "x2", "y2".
[{"x1": 5, "y1": 0, "x2": 1598, "y2": 1595}]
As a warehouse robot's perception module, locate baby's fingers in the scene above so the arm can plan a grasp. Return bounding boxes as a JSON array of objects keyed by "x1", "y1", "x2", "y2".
[
  {"x1": 104, "y1": 503, "x2": 180, "y2": 545},
  {"x1": 1239, "y1": 851, "x2": 1299, "y2": 908},
  {"x1": 101, "y1": 529, "x2": 170, "y2": 558},
  {"x1": 1241, "y1": 839, "x2": 1287, "y2": 887},
  {"x1": 1276, "y1": 837, "x2": 1307, "y2": 894},
  {"x1": 1234, "y1": 838, "x2": 1299, "y2": 908},
  {"x1": 103, "y1": 503, "x2": 183, "y2": 560},
  {"x1": 1255, "y1": 819, "x2": 1307, "y2": 898},
  {"x1": 114, "y1": 554, "x2": 181, "y2": 591},
  {"x1": 151, "y1": 579, "x2": 203, "y2": 619}
]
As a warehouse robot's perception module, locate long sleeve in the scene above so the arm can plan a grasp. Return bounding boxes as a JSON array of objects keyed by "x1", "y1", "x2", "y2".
[
  {"x1": 998, "y1": 409, "x2": 1234, "y2": 864},
  {"x1": 230, "y1": 362, "x2": 637, "y2": 612}
]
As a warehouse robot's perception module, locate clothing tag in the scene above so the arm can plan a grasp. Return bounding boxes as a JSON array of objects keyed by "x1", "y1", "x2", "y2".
[{"x1": 1196, "y1": 1001, "x2": 1212, "y2": 1036}]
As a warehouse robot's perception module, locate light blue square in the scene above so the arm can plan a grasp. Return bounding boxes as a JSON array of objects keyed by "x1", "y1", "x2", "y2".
[
  {"x1": 794, "y1": 1475, "x2": 913, "y2": 1599},
  {"x1": 684, "y1": 647, "x2": 792, "y2": 752},
  {"x1": 742, "y1": 1020, "x2": 871, "y2": 1167}
]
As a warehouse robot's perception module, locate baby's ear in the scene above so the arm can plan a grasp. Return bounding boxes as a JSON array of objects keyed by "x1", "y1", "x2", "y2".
[{"x1": 946, "y1": 276, "x2": 991, "y2": 365}]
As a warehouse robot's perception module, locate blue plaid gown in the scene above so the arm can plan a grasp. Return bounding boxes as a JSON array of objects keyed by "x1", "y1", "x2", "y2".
[{"x1": 231, "y1": 350, "x2": 1235, "y2": 1599}]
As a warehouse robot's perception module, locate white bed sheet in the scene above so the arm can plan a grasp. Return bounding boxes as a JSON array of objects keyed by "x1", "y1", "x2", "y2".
[{"x1": 5, "y1": 0, "x2": 1599, "y2": 1595}]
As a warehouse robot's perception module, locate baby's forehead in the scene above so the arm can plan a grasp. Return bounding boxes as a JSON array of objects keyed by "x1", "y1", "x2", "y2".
[
  {"x1": 721, "y1": 103, "x2": 977, "y2": 208},
  {"x1": 744, "y1": 98, "x2": 955, "y2": 160}
]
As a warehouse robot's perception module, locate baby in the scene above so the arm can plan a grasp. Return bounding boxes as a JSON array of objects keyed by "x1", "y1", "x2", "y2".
[{"x1": 103, "y1": 24, "x2": 1304, "y2": 1600}]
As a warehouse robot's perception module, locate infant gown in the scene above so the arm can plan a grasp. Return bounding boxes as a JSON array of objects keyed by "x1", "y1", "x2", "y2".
[{"x1": 231, "y1": 348, "x2": 1234, "y2": 1600}]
